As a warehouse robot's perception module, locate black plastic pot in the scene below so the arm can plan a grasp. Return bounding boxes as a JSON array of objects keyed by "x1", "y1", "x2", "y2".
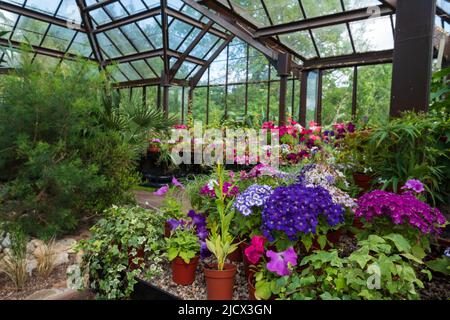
[{"x1": 131, "y1": 277, "x2": 179, "y2": 300}]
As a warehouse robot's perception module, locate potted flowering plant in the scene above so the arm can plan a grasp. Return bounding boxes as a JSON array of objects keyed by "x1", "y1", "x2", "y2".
[
  {"x1": 204, "y1": 164, "x2": 240, "y2": 300},
  {"x1": 244, "y1": 236, "x2": 298, "y2": 300},
  {"x1": 166, "y1": 210, "x2": 209, "y2": 286},
  {"x1": 355, "y1": 179, "x2": 447, "y2": 255},
  {"x1": 166, "y1": 228, "x2": 200, "y2": 286},
  {"x1": 232, "y1": 184, "x2": 273, "y2": 269},
  {"x1": 261, "y1": 182, "x2": 346, "y2": 253}
]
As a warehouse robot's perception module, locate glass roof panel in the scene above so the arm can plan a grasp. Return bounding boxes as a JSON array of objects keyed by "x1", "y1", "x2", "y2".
[
  {"x1": 204, "y1": 38, "x2": 225, "y2": 60},
  {"x1": 302, "y1": 0, "x2": 342, "y2": 18},
  {"x1": 106, "y1": 64, "x2": 128, "y2": 82},
  {"x1": 342, "y1": 0, "x2": 381, "y2": 10},
  {"x1": 436, "y1": 0, "x2": 449, "y2": 14},
  {"x1": 175, "y1": 60, "x2": 197, "y2": 79},
  {"x1": 130, "y1": 59, "x2": 157, "y2": 78},
  {"x1": 120, "y1": 23, "x2": 154, "y2": 52},
  {"x1": 118, "y1": 62, "x2": 142, "y2": 80},
  {"x1": 264, "y1": 0, "x2": 304, "y2": 25},
  {"x1": 181, "y1": 5, "x2": 205, "y2": 21},
  {"x1": 137, "y1": 17, "x2": 163, "y2": 48},
  {"x1": 177, "y1": 27, "x2": 201, "y2": 51},
  {"x1": 350, "y1": 15, "x2": 394, "y2": 52},
  {"x1": 97, "y1": 33, "x2": 122, "y2": 58},
  {"x1": 167, "y1": 0, "x2": 184, "y2": 11},
  {"x1": 142, "y1": 0, "x2": 160, "y2": 9},
  {"x1": 56, "y1": 0, "x2": 82, "y2": 23},
  {"x1": 0, "y1": 46, "x2": 24, "y2": 67},
  {"x1": 11, "y1": 16, "x2": 49, "y2": 46},
  {"x1": 41, "y1": 24, "x2": 76, "y2": 52},
  {"x1": 229, "y1": 0, "x2": 271, "y2": 27},
  {"x1": 311, "y1": 23, "x2": 353, "y2": 57},
  {"x1": 67, "y1": 32, "x2": 92, "y2": 57},
  {"x1": 34, "y1": 53, "x2": 61, "y2": 68},
  {"x1": 190, "y1": 33, "x2": 219, "y2": 59},
  {"x1": 103, "y1": 29, "x2": 138, "y2": 56},
  {"x1": 0, "y1": 9, "x2": 18, "y2": 34},
  {"x1": 168, "y1": 18, "x2": 198, "y2": 50},
  {"x1": 279, "y1": 30, "x2": 317, "y2": 59},
  {"x1": 146, "y1": 56, "x2": 164, "y2": 76}
]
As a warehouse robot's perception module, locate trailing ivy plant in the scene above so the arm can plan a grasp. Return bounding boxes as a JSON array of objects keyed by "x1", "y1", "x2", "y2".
[{"x1": 78, "y1": 206, "x2": 165, "y2": 300}]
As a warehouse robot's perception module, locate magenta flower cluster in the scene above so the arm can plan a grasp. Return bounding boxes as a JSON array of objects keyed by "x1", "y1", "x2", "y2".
[
  {"x1": 356, "y1": 190, "x2": 446, "y2": 234},
  {"x1": 200, "y1": 181, "x2": 239, "y2": 198},
  {"x1": 261, "y1": 184, "x2": 345, "y2": 241}
]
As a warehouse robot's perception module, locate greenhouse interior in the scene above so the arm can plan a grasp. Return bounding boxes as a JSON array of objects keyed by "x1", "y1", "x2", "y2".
[{"x1": 0, "y1": 0, "x2": 449, "y2": 302}]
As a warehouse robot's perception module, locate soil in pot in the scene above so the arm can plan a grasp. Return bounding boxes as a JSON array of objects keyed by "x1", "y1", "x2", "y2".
[
  {"x1": 172, "y1": 256, "x2": 199, "y2": 286},
  {"x1": 204, "y1": 263, "x2": 237, "y2": 300}
]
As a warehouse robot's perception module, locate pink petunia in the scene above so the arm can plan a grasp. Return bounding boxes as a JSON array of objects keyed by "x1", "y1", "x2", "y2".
[
  {"x1": 266, "y1": 247, "x2": 298, "y2": 276},
  {"x1": 153, "y1": 185, "x2": 169, "y2": 196},
  {"x1": 172, "y1": 177, "x2": 184, "y2": 189}
]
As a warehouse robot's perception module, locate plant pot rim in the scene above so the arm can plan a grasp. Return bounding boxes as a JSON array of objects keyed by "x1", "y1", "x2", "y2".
[{"x1": 204, "y1": 263, "x2": 237, "y2": 279}]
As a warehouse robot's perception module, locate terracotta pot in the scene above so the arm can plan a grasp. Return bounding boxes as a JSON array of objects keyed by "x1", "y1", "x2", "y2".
[
  {"x1": 171, "y1": 256, "x2": 199, "y2": 286},
  {"x1": 164, "y1": 221, "x2": 171, "y2": 238},
  {"x1": 204, "y1": 263, "x2": 237, "y2": 300},
  {"x1": 227, "y1": 241, "x2": 242, "y2": 262},
  {"x1": 353, "y1": 172, "x2": 373, "y2": 194},
  {"x1": 247, "y1": 274, "x2": 256, "y2": 301}
]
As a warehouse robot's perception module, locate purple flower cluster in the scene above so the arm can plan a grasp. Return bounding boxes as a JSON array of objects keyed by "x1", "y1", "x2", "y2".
[
  {"x1": 167, "y1": 210, "x2": 211, "y2": 258},
  {"x1": 356, "y1": 190, "x2": 447, "y2": 234},
  {"x1": 261, "y1": 184, "x2": 345, "y2": 241},
  {"x1": 233, "y1": 184, "x2": 273, "y2": 216}
]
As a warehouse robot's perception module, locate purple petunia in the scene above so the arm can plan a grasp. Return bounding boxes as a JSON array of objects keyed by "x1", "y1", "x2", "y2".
[
  {"x1": 402, "y1": 179, "x2": 425, "y2": 194},
  {"x1": 261, "y1": 184, "x2": 345, "y2": 241},
  {"x1": 356, "y1": 190, "x2": 446, "y2": 234},
  {"x1": 266, "y1": 247, "x2": 298, "y2": 276},
  {"x1": 233, "y1": 184, "x2": 273, "y2": 216}
]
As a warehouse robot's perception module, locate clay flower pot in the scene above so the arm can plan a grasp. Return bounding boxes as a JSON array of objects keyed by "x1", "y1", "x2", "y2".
[
  {"x1": 204, "y1": 263, "x2": 237, "y2": 300},
  {"x1": 247, "y1": 274, "x2": 256, "y2": 301},
  {"x1": 171, "y1": 256, "x2": 199, "y2": 286}
]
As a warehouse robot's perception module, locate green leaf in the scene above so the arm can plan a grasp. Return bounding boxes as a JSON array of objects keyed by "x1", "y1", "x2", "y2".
[
  {"x1": 384, "y1": 233, "x2": 411, "y2": 253},
  {"x1": 425, "y1": 257, "x2": 450, "y2": 276},
  {"x1": 167, "y1": 247, "x2": 179, "y2": 261},
  {"x1": 411, "y1": 245, "x2": 426, "y2": 260},
  {"x1": 255, "y1": 281, "x2": 272, "y2": 300},
  {"x1": 317, "y1": 235, "x2": 327, "y2": 250},
  {"x1": 400, "y1": 253, "x2": 423, "y2": 264}
]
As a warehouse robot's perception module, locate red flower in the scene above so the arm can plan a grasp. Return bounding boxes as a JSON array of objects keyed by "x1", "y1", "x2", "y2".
[{"x1": 244, "y1": 236, "x2": 266, "y2": 265}]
